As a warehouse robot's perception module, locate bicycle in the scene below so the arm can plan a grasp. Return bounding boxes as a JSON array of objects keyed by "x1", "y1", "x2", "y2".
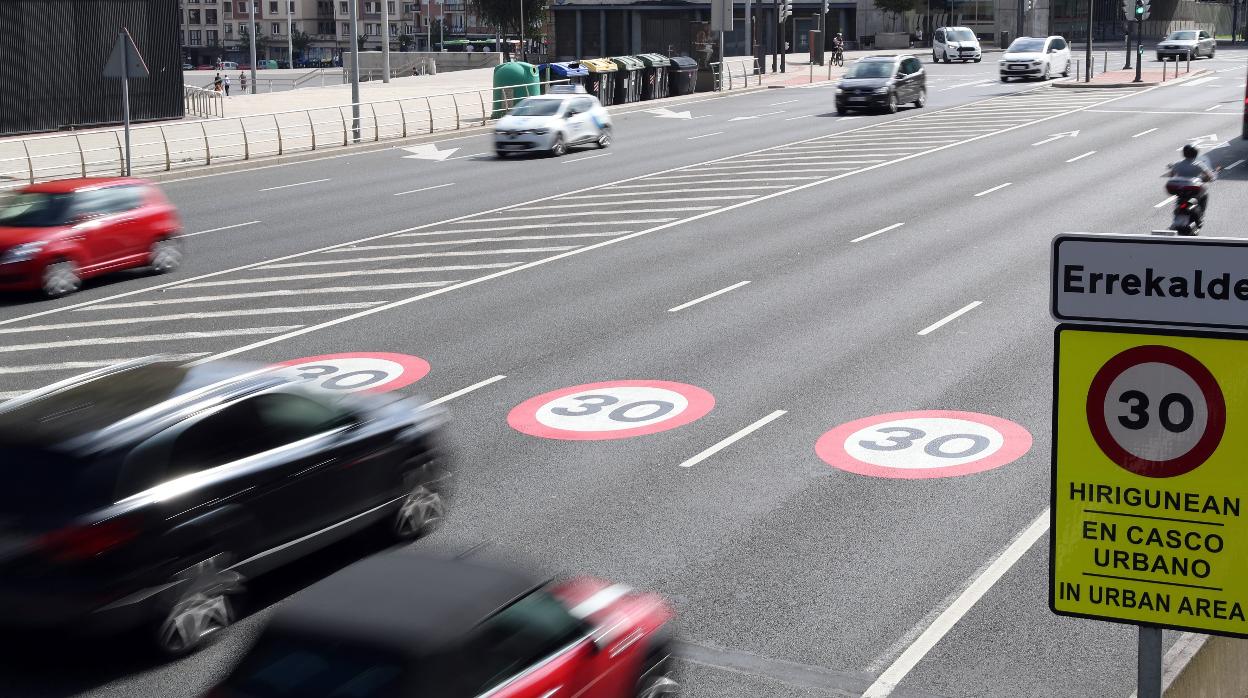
[{"x1": 832, "y1": 48, "x2": 844, "y2": 67}]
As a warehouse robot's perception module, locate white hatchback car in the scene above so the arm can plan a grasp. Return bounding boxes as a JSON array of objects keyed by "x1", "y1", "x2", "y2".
[
  {"x1": 493, "y1": 86, "x2": 613, "y2": 158},
  {"x1": 999, "y1": 35, "x2": 1071, "y2": 81},
  {"x1": 933, "y1": 26, "x2": 982, "y2": 63}
]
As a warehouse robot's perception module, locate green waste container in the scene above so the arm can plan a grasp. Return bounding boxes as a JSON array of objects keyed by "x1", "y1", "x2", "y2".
[
  {"x1": 491, "y1": 62, "x2": 540, "y2": 118},
  {"x1": 579, "y1": 58, "x2": 618, "y2": 106},
  {"x1": 610, "y1": 55, "x2": 645, "y2": 104},
  {"x1": 637, "y1": 53, "x2": 670, "y2": 100}
]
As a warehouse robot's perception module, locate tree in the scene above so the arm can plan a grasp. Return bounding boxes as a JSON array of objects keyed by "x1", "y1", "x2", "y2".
[
  {"x1": 291, "y1": 30, "x2": 312, "y2": 59},
  {"x1": 398, "y1": 33, "x2": 414, "y2": 51},
  {"x1": 467, "y1": 0, "x2": 547, "y2": 41},
  {"x1": 874, "y1": 0, "x2": 915, "y2": 31},
  {"x1": 357, "y1": 33, "x2": 370, "y2": 50},
  {"x1": 238, "y1": 23, "x2": 264, "y2": 58}
]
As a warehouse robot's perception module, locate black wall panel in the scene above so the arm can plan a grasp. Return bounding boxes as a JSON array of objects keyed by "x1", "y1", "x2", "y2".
[{"x1": 0, "y1": 0, "x2": 184, "y2": 135}]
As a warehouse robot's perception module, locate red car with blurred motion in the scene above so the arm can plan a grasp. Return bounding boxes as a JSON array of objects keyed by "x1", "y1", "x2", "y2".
[
  {"x1": 210, "y1": 552, "x2": 679, "y2": 698},
  {"x1": 0, "y1": 177, "x2": 183, "y2": 297}
]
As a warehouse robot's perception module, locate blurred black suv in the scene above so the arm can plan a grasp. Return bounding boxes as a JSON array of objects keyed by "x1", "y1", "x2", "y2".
[
  {"x1": 0, "y1": 358, "x2": 449, "y2": 656},
  {"x1": 836, "y1": 54, "x2": 927, "y2": 114}
]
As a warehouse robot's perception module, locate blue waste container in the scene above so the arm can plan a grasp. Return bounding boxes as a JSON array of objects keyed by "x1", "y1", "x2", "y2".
[{"x1": 536, "y1": 61, "x2": 589, "y2": 93}]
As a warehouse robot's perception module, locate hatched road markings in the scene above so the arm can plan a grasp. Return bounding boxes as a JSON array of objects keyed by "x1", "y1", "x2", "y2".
[{"x1": 0, "y1": 83, "x2": 1154, "y2": 394}]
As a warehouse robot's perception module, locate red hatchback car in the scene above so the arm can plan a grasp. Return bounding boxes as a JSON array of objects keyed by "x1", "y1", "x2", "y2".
[
  {"x1": 210, "y1": 552, "x2": 679, "y2": 698},
  {"x1": 0, "y1": 177, "x2": 183, "y2": 297}
]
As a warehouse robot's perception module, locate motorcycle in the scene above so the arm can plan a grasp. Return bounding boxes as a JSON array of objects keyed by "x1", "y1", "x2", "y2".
[{"x1": 1164, "y1": 176, "x2": 1206, "y2": 236}]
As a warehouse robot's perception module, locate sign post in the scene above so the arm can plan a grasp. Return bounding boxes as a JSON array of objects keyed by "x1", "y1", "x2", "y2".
[
  {"x1": 102, "y1": 28, "x2": 150, "y2": 177},
  {"x1": 1051, "y1": 233, "x2": 1248, "y2": 698}
]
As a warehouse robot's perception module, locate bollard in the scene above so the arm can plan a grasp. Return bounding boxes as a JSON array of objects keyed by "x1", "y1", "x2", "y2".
[
  {"x1": 809, "y1": 62, "x2": 813, "y2": 84},
  {"x1": 1186, "y1": 51, "x2": 1190, "y2": 73}
]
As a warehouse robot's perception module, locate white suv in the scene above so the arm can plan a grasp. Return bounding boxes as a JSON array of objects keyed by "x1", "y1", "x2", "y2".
[
  {"x1": 999, "y1": 35, "x2": 1071, "y2": 81},
  {"x1": 933, "y1": 27, "x2": 982, "y2": 63}
]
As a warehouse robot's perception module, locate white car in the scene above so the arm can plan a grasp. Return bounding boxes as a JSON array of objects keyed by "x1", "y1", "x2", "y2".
[
  {"x1": 933, "y1": 26, "x2": 981, "y2": 63},
  {"x1": 999, "y1": 35, "x2": 1071, "y2": 81},
  {"x1": 493, "y1": 86, "x2": 613, "y2": 158}
]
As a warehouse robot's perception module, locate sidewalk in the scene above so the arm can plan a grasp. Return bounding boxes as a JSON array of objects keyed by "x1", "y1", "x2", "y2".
[{"x1": 1055, "y1": 66, "x2": 1210, "y2": 88}]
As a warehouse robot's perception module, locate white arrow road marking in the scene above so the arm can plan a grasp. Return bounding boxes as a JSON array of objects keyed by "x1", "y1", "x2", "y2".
[
  {"x1": 1186, "y1": 133, "x2": 1218, "y2": 146},
  {"x1": 645, "y1": 107, "x2": 693, "y2": 119},
  {"x1": 1031, "y1": 130, "x2": 1079, "y2": 146},
  {"x1": 402, "y1": 143, "x2": 459, "y2": 161}
]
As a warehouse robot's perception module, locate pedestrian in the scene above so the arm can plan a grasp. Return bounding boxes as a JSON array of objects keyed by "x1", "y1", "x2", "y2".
[
  {"x1": 239, "y1": 70, "x2": 247, "y2": 92},
  {"x1": 223, "y1": 74, "x2": 231, "y2": 96},
  {"x1": 213, "y1": 72, "x2": 223, "y2": 92}
]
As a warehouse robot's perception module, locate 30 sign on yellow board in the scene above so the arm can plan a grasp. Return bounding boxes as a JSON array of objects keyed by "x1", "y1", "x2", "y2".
[{"x1": 1051, "y1": 325, "x2": 1248, "y2": 637}]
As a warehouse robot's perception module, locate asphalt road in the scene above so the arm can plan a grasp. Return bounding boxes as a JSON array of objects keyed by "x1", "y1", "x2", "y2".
[{"x1": 2, "y1": 53, "x2": 1248, "y2": 697}]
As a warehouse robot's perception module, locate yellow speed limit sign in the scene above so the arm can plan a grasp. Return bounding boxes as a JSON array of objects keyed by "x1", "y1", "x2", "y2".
[{"x1": 1052, "y1": 325, "x2": 1248, "y2": 637}]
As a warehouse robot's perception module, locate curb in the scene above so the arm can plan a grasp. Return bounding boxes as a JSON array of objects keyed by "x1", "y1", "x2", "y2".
[
  {"x1": 130, "y1": 85, "x2": 773, "y2": 184},
  {"x1": 1053, "y1": 67, "x2": 1210, "y2": 89}
]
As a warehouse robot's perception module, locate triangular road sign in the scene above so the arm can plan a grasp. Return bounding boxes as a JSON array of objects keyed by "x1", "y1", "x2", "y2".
[{"x1": 103, "y1": 28, "x2": 150, "y2": 79}]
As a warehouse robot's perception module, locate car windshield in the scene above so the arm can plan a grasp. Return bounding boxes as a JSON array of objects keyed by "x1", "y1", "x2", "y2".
[
  {"x1": 223, "y1": 635, "x2": 411, "y2": 698},
  {"x1": 0, "y1": 192, "x2": 73, "y2": 227},
  {"x1": 948, "y1": 29, "x2": 976, "y2": 41},
  {"x1": 1167, "y1": 31, "x2": 1197, "y2": 40},
  {"x1": 846, "y1": 61, "x2": 895, "y2": 78},
  {"x1": 508, "y1": 99, "x2": 562, "y2": 117},
  {"x1": 1008, "y1": 38, "x2": 1048, "y2": 52}
]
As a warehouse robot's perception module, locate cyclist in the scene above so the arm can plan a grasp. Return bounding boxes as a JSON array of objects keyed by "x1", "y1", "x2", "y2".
[{"x1": 831, "y1": 32, "x2": 845, "y2": 65}]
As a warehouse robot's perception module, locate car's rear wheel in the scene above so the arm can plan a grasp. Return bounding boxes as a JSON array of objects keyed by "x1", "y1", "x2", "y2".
[
  {"x1": 597, "y1": 125, "x2": 612, "y2": 149},
  {"x1": 152, "y1": 554, "x2": 240, "y2": 658},
  {"x1": 391, "y1": 470, "x2": 446, "y2": 541},
  {"x1": 148, "y1": 237, "x2": 183, "y2": 274},
  {"x1": 549, "y1": 135, "x2": 566, "y2": 157},
  {"x1": 914, "y1": 89, "x2": 926, "y2": 108},
  {"x1": 41, "y1": 259, "x2": 80, "y2": 298}
]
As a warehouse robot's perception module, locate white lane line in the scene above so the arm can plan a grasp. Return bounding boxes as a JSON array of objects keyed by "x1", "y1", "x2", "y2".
[
  {"x1": 784, "y1": 114, "x2": 815, "y2": 121},
  {"x1": 400, "y1": 221, "x2": 669, "y2": 235},
  {"x1": 0, "y1": 326, "x2": 302, "y2": 354},
  {"x1": 327, "y1": 232, "x2": 624, "y2": 251},
  {"x1": 562, "y1": 152, "x2": 613, "y2": 164},
  {"x1": 1065, "y1": 150, "x2": 1096, "y2": 163},
  {"x1": 0, "y1": 354, "x2": 210, "y2": 375},
  {"x1": 769, "y1": 99, "x2": 799, "y2": 105},
  {"x1": 257, "y1": 178, "x2": 331, "y2": 192},
  {"x1": 839, "y1": 116, "x2": 862, "y2": 121},
  {"x1": 1227, "y1": 159, "x2": 1246, "y2": 170},
  {"x1": 613, "y1": 180, "x2": 812, "y2": 187},
  {"x1": 1178, "y1": 76, "x2": 1218, "y2": 87},
  {"x1": 88, "y1": 282, "x2": 459, "y2": 308},
  {"x1": 1087, "y1": 109, "x2": 1233, "y2": 115},
  {"x1": 851, "y1": 222, "x2": 904, "y2": 243},
  {"x1": 1155, "y1": 195, "x2": 1177, "y2": 208},
  {"x1": 394, "y1": 183, "x2": 456, "y2": 196},
  {"x1": 182, "y1": 220, "x2": 261, "y2": 238},
  {"x1": 667, "y1": 280, "x2": 751, "y2": 312},
  {"x1": 688, "y1": 131, "x2": 725, "y2": 140},
  {"x1": 549, "y1": 193, "x2": 755, "y2": 201},
  {"x1": 12, "y1": 304, "x2": 384, "y2": 331},
  {"x1": 1217, "y1": 66, "x2": 1245, "y2": 73},
  {"x1": 1132, "y1": 127, "x2": 1158, "y2": 138},
  {"x1": 426, "y1": 375, "x2": 507, "y2": 407},
  {"x1": 1205, "y1": 104, "x2": 1222, "y2": 111},
  {"x1": 678, "y1": 410, "x2": 787, "y2": 468},
  {"x1": 174, "y1": 263, "x2": 522, "y2": 287},
  {"x1": 917, "y1": 301, "x2": 982, "y2": 336},
  {"x1": 258, "y1": 246, "x2": 580, "y2": 269},
  {"x1": 973, "y1": 183, "x2": 1011, "y2": 197},
  {"x1": 516, "y1": 197, "x2": 746, "y2": 209},
  {"x1": 861, "y1": 509, "x2": 1049, "y2": 698},
  {"x1": 454, "y1": 209, "x2": 707, "y2": 222}
]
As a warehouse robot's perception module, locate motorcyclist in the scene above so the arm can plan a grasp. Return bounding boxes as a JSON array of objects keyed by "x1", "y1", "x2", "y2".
[{"x1": 1168, "y1": 144, "x2": 1216, "y2": 216}]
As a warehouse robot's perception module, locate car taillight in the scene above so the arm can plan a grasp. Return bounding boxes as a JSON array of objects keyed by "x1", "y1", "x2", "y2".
[
  {"x1": 37, "y1": 517, "x2": 139, "y2": 562},
  {"x1": 1179, "y1": 201, "x2": 1189, "y2": 209}
]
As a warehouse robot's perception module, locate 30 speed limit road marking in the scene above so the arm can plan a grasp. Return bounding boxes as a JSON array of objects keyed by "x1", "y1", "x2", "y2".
[
  {"x1": 276, "y1": 352, "x2": 431, "y2": 393},
  {"x1": 508, "y1": 380, "x2": 715, "y2": 441},
  {"x1": 815, "y1": 410, "x2": 1033, "y2": 479},
  {"x1": 1086, "y1": 345, "x2": 1226, "y2": 478}
]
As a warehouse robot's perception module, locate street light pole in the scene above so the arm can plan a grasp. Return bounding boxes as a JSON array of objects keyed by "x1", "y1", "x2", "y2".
[
  {"x1": 349, "y1": 0, "x2": 362, "y2": 140},
  {"x1": 382, "y1": 0, "x2": 392, "y2": 82},
  {"x1": 1085, "y1": 0, "x2": 1092, "y2": 81},
  {"x1": 248, "y1": 0, "x2": 258, "y2": 93},
  {"x1": 519, "y1": 0, "x2": 526, "y2": 62},
  {"x1": 287, "y1": 0, "x2": 294, "y2": 69}
]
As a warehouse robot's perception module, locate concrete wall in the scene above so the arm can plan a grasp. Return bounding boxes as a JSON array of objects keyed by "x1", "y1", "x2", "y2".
[
  {"x1": 1166, "y1": 637, "x2": 1248, "y2": 698},
  {"x1": 344, "y1": 50, "x2": 503, "y2": 78}
]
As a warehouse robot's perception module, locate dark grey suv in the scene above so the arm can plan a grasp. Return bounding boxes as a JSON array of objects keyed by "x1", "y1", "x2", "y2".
[{"x1": 836, "y1": 55, "x2": 927, "y2": 115}]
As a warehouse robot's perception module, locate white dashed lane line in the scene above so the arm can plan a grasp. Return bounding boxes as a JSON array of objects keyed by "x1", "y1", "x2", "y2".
[
  {"x1": 257, "y1": 178, "x2": 331, "y2": 192},
  {"x1": 973, "y1": 182, "x2": 1012, "y2": 197},
  {"x1": 667, "y1": 281, "x2": 751, "y2": 312},
  {"x1": 851, "y1": 223, "x2": 904, "y2": 243},
  {"x1": 183, "y1": 221, "x2": 261, "y2": 237},
  {"x1": 917, "y1": 301, "x2": 983, "y2": 336}
]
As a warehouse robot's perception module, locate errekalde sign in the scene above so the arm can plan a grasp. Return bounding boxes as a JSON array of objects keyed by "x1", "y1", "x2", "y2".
[{"x1": 1052, "y1": 235, "x2": 1248, "y2": 330}]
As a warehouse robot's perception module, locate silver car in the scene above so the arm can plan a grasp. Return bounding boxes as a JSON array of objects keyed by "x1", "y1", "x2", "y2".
[
  {"x1": 493, "y1": 87, "x2": 613, "y2": 158},
  {"x1": 1156, "y1": 30, "x2": 1216, "y2": 61}
]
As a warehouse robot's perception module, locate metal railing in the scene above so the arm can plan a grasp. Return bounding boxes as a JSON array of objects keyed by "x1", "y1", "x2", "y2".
[
  {"x1": 183, "y1": 84, "x2": 225, "y2": 118},
  {"x1": 0, "y1": 80, "x2": 570, "y2": 189},
  {"x1": 710, "y1": 58, "x2": 763, "y2": 91}
]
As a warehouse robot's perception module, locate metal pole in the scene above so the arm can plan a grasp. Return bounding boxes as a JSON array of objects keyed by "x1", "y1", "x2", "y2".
[
  {"x1": 745, "y1": 0, "x2": 753, "y2": 70},
  {"x1": 1137, "y1": 626, "x2": 1162, "y2": 698},
  {"x1": 122, "y1": 32, "x2": 132, "y2": 177},
  {"x1": 1124, "y1": 22, "x2": 1132, "y2": 69},
  {"x1": 287, "y1": 0, "x2": 294, "y2": 69},
  {"x1": 1085, "y1": 0, "x2": 1093, "y2": 81},
  {"x1": 772, "y1": 0, "x2": 778, "y2": 71},
  {"x1": 519, "y1": 0, "x2": 525, "y2": 62},
  {"x1": 349, "y1": 0, "x2": 362, "y2": 140},
  {"x1": 249, "y1": 0, "x2": 258, "y2": 93},
  {"x1": 427, "y1": 0, "x2": 432, "y2": 50},
  {"x1": 382, "y1": 0, "x2": 391, "y2": 81},
  {"x1": 1133, "y1": 16, "x2": 1142, "y2": 81}
]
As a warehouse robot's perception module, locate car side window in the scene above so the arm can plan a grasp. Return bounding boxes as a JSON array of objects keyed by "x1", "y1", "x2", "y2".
[
  {"x1": 251, "y1": 392, "x2": 354, "y2": 444},
  {"x1": 71, "y1": 189, "x2": 113, "y2": 219},
  {"x1": 106, "y1": 185, "x2": 144, "y2": 213},
  {"x1": 904, "y1": 57, "x2": 922, "y2": 74},
  {"x1": 935, "y1": 29, "x2": 945, "y2": 42},
  {"x1": 1053, "y1": 38, "x2": 1066, "y2": 50},
  {"x1": 574, "y1": 98, "x2": 594, "y2": 112},
  {"x1": 459, "y1": 590, "x2": 587, "y2": 693}
]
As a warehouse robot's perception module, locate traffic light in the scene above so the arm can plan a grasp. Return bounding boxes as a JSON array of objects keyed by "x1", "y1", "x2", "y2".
[
  {"x1": 822, "y1": 0, "x2": 829, "y2": 14},
  {"x1": 1133, "y1": 0, "x2": 1150, "y2": 19},
  {"x1": 780, "y1": 0, "x2": 792, "y2": 22}
]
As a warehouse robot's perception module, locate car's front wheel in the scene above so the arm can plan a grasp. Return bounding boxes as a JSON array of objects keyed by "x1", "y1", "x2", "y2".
[
  {"x1": 636, "y1": 646, "x2": 679, "y2": 698},
  {"x1": 884, "y1": 92, "x2": 898, "y2": 114},
  {"x1": 597, "y1": 125, "x2": 612, "y2": 149},
  {"x1": 41, "y1": 259, "x2": 80, "y2": 298},
  {"x1": 549, "y1": 134, "x2": 566, "y2": 157},
  {"x1": 391, "y1": 469, "x2": 446, "y2": 541},
  {"x1": 974, "y1": 56, "x2": 982, "y2": 63}
]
